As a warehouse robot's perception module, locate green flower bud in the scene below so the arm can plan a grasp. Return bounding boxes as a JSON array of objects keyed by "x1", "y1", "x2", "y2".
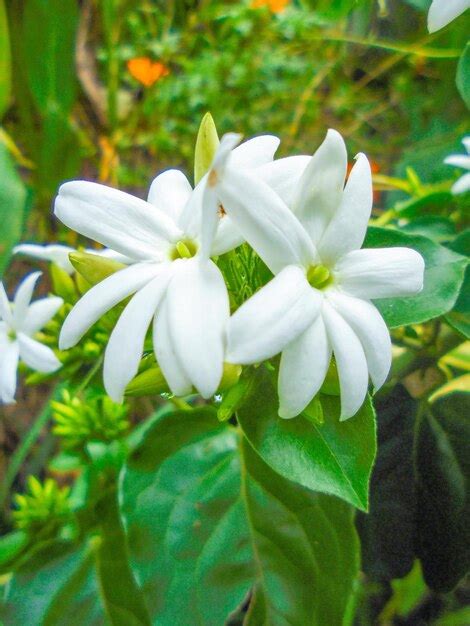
[
  {"x1": 13, "y1": 476, "x2": 71, "y2": 536},
  {"x1": 50, "y1": 263, "x2": 76, "y2": 303},
  {"x1": 69, "y1": 251, "x2": 126, "y2": 287},
  {"x1": 125, "y1": 366, "x2": 169, "y2": 397},
  {"x1": 194, "y1": 112, "x2": 219, "y2": 184},
  {"x1": 52, "y1": 390, "x2": 129, "y2": 450}
]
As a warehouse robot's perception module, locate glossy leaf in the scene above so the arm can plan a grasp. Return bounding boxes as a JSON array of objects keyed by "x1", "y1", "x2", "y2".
[
  {"x1": 120, "y1": 406, "x2": 359, "y2": 625},
  {"x1": 356, "y1": 385, "x2": 418, "y2": 580},
  {"x1": 0, "y1": 144, "x2": 28, "y2": 277},
  {"x1": 237, "y1": 368, "x2": 376, "y2": 511},
  {"x1": 415, "y1": 392, "x2": 470, "y2": 592},
  {"x1": 445, "y1": 230, "x2": 470, "y2": 339},
  {"x1": 457, "y1": 43, "x2": 470, "y2": 110},
  {"x1": 95, "y1": 488, "x2": 151, "y2": 626},
  {"x1": 364, "y1": 226, "x2": 468, "y2": 327},
  {"x1": 0, "y1": 541, "x2": 105, "y2": 625}
]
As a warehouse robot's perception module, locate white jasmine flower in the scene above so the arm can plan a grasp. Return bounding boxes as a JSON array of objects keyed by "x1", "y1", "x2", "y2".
[
  {"x1": 0, "y1": 272, "x2": 63, "y2": 403},
  {"x1": 211, "y1": 130, "x2": 425, "y2": 420},
  {"x1": 14, "y1": 243, "x2": 134, "y2": 274},
  {"x1": 444, "y1": 136, "x2": 470, "y2": 195},
  {"x1": 428, "y1": 0, "x2": 470, "y2": 32},
  {"x1": 54, "y1": 135, "x2": 280, "y2": 402}
]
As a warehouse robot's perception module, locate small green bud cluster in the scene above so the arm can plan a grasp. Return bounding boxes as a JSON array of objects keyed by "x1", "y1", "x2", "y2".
[
  {"x1": 52, "y1": 389, "x2": 130, "y2": 450},
  {"x1": 13, "y1": 476, "x2": 71, "y2": 536}
]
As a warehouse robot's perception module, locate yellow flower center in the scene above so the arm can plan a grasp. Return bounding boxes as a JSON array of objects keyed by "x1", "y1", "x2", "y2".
[
  {"x1": 307, "y1": 264, "x2": 332, "y2": 290},
  {"x1": 169, "y1": 239, "x2": 198, "y2": 260}
]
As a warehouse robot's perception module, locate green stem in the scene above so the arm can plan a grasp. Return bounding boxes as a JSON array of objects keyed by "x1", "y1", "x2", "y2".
[
  {"x1": 76, "y1": 353, "x2": 105, "y2": 395},
  {"x1": 0, "y1": 385, "x2": 61, "y2": 511}
]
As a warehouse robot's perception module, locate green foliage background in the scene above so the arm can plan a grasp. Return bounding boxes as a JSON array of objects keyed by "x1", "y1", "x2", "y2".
[{"x1": 0, "y1": 1, "x2": 469, "y2": 625}]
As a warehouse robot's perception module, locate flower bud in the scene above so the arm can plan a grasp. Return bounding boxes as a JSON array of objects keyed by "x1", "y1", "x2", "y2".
[
  {"x1": 50, "y1": 263, "x2": 76, "y2": 303},
  {"x1": 125, "y1": 366, "x2": 170, "y2": 397},
  {"x1": 69, "y1": 251, "x2": 126, "y2": 287},
  {"x1": 194, "y1": 112, "x2": 220, "y2": 184}
]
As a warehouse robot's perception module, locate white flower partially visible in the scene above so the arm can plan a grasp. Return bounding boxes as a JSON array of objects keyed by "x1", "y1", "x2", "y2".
[
  {"x1": 428, "y1": 0, "x2": 470, "y2": 32},
  {"x1": 210, "y1": 130, "x2": 425, "y2": 420},
  {"x1": 54, "y1": 135, "x2": 280, "y2": 402},
  {"x1": 0, "y1": 272, "x2": 63, "y2": 403},
  {"x1": 444, "y1": 136, "x2": 470, "y2": 195},
  {"x1": 14, "y1": 243, "x2": 134, "y2": 274}
]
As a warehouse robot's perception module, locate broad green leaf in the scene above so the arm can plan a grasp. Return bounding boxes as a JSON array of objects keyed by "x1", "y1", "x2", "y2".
[
  {"x1": 0, "y1": 531, "x2": 27, "y2": 569},
  {"x1": 0, "y1": 541, "x2": 105, "y2": 625},
  {"x1": 364, "y1": 226, "x2": 468, "y2": 327},
  {"x1": 0, "y1": 0, "x2": 11, "y2": 118},
  {"x1": 356, "y1": 385, "x2": 418, "y2": 580},
  {"x1": 194, "y1": 112, "x2": 219, "y2": 184},
  {"x1": 121, "y1": 406, "x2": 359, "y2": 625},
  {"x1": 457, "y1": 43, "x2": 470, "y2": 110},
  {"x1": 445, "y1": 230, "x2": 470, "y2": 338},
  {"x1": 0, "y1": 144, "x2": 27, "y2": 277},
  {"x1": 415, "y1": 392, "x2": 470, "y2": 592},
  {"x1": 402, "y1": 216, "x2": 456, "y2": 243},
  {"x1": 237, "y1": 368, "x2": 376, "y2": 511},
  {"x1": 95, "y1": 488, "x2": 151, "y2": 626},
  {"x1": 395, "y1": 191, "x2": 456, "y2": 219}
]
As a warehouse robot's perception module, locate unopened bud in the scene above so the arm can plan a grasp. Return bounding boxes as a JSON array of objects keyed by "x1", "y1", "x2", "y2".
[
  {"x1": 50, "y1": 263, "x2": 76, "y2": 302},
  {"x1": 125, "y1": 366, "x2": 170, "y2": 397},
  {"x1": 69, "y1": 252, "x2": 126, "y2": 287},
  {"x1": 194, "y1": 112, "x2": 220, "y2": 184}
]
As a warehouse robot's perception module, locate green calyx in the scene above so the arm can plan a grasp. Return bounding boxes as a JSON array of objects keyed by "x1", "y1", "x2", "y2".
[
  {"x1": 170, "y1": 239, "x2": 198, "y2": 260},
  {"x1": 307, "y1": 264, "x2": 332, "y2": 289}
]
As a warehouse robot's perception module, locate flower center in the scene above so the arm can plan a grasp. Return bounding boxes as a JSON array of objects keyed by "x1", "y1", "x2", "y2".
[
  {"x1": 7, "y1": 329, "x2": 16, "y2": 341},
  {"x1": 307, "y1": 264, "x2": 332, "y2": 290},
  {"x1": 169, "y1": 239, "x2": 198, "y2": 260}
]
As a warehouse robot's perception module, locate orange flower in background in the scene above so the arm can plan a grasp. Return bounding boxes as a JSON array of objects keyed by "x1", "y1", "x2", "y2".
[
  {"x1": 251, "y1": 0, "x2": 290, "y2": 13},
  {"x1": 127, "y1": 57, "x2": 170, "y2": 88}
]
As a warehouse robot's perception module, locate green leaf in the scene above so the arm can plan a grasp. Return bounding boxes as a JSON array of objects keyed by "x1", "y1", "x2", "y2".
[
  {"x1": 415, "y1": 392, "x2": 470, "y2": 592},
  {"x1": 95, "y1": 488, "x2": 151, "y2": 626},
  {"x1": 394, "y1": 191, "x2": 456, "y2": 219},
  {"x1": 457, "y1": 43, "x2": 470, "y2": 110},
  {"x1": 0, "y1": 144, "x2": 27, "y2": 276},
  {"x1": 120, "y1": 406, "x2": 359, "y2": 625},
  {"x1": 356, "y1": 385, "x2": 418, "y2": 580},
  {"x1": 0, "y1": 0, "x2": 11, "y2": 118},
  {"x1": 364, "y1": 226, "x2": 468, "y2": 327},
  {"x1": 445, "y1": 229, "x2": 470, "y2": 338},
  {"x1": 237, "y1": 368, "x2": 376, "y2": 511},
  {"x1": 0, "y1": 541, "x2": 105, "y2": 625},
  {"x1": 194, "y1": 112, "x2": 219, "y2": 184},
  {"x1": 0, "y1": 531, "x2": 28, "y2": 568}
]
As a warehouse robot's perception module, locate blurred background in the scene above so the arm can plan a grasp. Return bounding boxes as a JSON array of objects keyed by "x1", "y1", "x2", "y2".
[{"x1": 0, "y1": 1, "x2": 469, "y2": 622}]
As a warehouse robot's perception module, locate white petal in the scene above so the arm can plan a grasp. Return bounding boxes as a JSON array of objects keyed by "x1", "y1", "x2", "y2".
[
  {"x1": 230, "y1": 135, "x2": 280, "y2": 168},
  {"x1": 103, "y1": 269, "x2": 171, "y2": 402},
  {"x1": 166, "y1": 258, "x2": 229, "y2": 398},
  {"x1": 0, "y1": 283, "x2": 13, "y2": 326},
  {"x1": 13, "y1": 272, "x2": 42, "y2": 327},
  {"x1": 255, "y1": 155, "x2": 311, "y2": 207},
  {"x1": 55, "y1": 181, "x2": 182, "y2": 261},
  {"x1": 59, "y1": 263, "x2": 160, "y2": 349},
  {"x1": 278, "y1": 315, "x2": 331, "y2": 419},
  {"x1": 451, "y1": 173, "x2": 470, "y2": 195},
  {"x1": 328, "y1": 292, "x2": 391, "y2": 390},
  {"x1": 318, "y1": 153, "x2": 373, "y2": 264},
  {"x1": 14, "y1": 244, "x2": 75, "y2": 273},
  {"x1": 147, "y1": 169, "x2": 193, "y2": 223},
  {"x1": 211, "y1": 215, "x2": 245, "y2": 255},
  {"x1": 444, "y1": 154, "x2": 470, "y2": 170},
  {"x1": 153, "y1": 299, "x2": 192, "y2": 396},
  {"x1": 292, "y1": 129, "x2": 348, "y2": 244},
  {"x1": 177, "y1": 175, "x2": 205, "y2": 239},
  {"x1": 227, "y1": 265, "x2": 322, "y2": 365},
  {"x1": 322, "y1": 302, "x2": 369, "y2": 420},
  {"x1": 0, "y1": 339, "x2": 19, "y2": 403},
  {"x1": 17, "y1": 333, "x2": 61, "y2": 373},
  {"x1": 428, "y1": 0, "x2": 470, "y2": 32},
  {"x1": 336, "y1": 247, "x2": 425, "y2": 299},
  {"x1": 22, "y1": 297, "x2": 63, "y2": 335},
  {"x1": 217, "y1": 167, "x2": 316, "y2": 274}
]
